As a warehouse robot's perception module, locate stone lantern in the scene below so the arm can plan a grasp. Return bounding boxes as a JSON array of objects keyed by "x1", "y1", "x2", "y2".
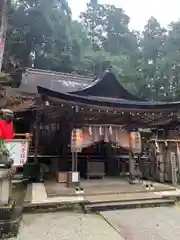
[{"x1": 0, "y1": 109, "x2": 20, "y2": 238}]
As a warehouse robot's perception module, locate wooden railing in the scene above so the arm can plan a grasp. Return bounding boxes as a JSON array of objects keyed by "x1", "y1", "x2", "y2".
[{"x1": 14, "y1": 133, "x2": 33, "y2": 139}]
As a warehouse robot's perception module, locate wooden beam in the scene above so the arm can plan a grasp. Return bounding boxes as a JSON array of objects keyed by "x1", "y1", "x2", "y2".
[{"x1": 149, "y1": 139, "x2": 180, "y2": 143}]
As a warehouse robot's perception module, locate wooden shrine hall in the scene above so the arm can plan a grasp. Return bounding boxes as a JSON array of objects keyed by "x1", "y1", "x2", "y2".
[
  {"x1": 5, "y1": 68, "x2": 180, "y2": 190},
  {"x1": 32, "y1": 70, "x2": 180, "y2": 187}
]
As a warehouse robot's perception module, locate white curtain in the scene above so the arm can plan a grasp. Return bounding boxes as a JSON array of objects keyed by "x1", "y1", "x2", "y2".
[{"x1": 71, "y1": 126, "x2": 142, "y2": 153}]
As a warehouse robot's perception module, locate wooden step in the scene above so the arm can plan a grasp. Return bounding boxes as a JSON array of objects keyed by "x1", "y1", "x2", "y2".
[{"x1": 84, "y1": 199, "x2": 175, "y2": 212}]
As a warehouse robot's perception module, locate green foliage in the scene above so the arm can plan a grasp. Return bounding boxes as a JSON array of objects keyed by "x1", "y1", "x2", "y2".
[{"x1": 3, "y1": 0, "x2": 180, "y2": 101}]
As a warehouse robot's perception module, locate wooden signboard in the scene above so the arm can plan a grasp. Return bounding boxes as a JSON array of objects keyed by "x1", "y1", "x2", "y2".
[{"x1": 4, "y1": 139, "x2": 29, "y2": 167}]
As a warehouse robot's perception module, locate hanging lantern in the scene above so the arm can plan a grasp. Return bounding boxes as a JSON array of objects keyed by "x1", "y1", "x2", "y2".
[
  {"x1": 76, "y1": 129, "x2": 83, "y2": 144},
  {"x1": 71, "y1": 129, "x2": 83, "y2": 152},
  {"x1": 130, "y1": 131, "x2": 141, "y2": 153}
]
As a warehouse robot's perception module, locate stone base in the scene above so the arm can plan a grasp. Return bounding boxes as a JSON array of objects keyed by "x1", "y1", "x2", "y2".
[
  {"x1": 0, "y1": 169, "x2": 12, "y2": 205},
  {"x1": 0, "y1": 200, "x2": 15, "y2": 221},
  {"x1": 0, "y1": 215, "x2": 22, "y2": 239},
  {"x1": 0, "y1": 201, "x2": 22, "y2": 239}
]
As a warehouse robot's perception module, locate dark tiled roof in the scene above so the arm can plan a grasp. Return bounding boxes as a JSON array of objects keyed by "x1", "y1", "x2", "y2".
[
  {"x1": 7, "y1": 68, "x2": 146, "y2": 112},
  {"x1": 2, "y1": 69, "x2": 94, "y2": 112},
  {"x1": 38, "y1": 86, "x2": 180, "y2": 111},
  {"x1": 19, "y1": 68, "x2": 94, "y2": 94}
]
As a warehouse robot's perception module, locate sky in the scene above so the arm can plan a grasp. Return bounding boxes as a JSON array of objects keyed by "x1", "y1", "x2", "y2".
[{"x1": 68, "y1": 0, "x2": 180, "y2": 31}]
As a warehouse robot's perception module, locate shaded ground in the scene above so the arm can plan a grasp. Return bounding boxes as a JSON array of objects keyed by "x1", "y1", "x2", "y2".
[
  {"x1": 10, "y1": 212, "x2": 123, "y2": 240},
  {"x1": 101, "y1": 206, "x2": 180, "y2": 240}
]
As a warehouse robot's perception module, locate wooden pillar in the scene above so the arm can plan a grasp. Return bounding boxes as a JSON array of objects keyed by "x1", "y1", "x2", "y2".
[
  {"x1": 128, "y1": 131, "x2": 135, "y2": 177},
  {"x1": 149, "y1": 143, "x2": 157, "y2": 180},
  {"x1": 170, "y1": 151, "x2": 177, "y2": 185},
  {"x1": 72, "y1": 145, "x2": 78, "y2": 172},
  {"x1": 176, "y1": 143, "x2": 180, "y2": 183},
  {"x1": 163, "y1": 144, "x2": 168, "y2": 182},
  {"x1": 71, "y1": 152, "x2": 78, "y2": 172},
  {"x1": 156, "y1": 143, "x2": 165, "y2": 183},
  {"x1": 129, "y1": 151, "x2": 135, "y2": 175},
  {"x1": 71, "y1": 106, "x2": 79, "y2": 172},
  {"x1": 34, "y1": 110, "x2": 40, "y2": 164},
  {"x1": 60, "y1": 118, "x2": 71, "y2": 171}
]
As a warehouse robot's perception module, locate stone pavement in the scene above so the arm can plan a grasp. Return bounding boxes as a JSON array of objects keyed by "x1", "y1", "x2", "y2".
[
  {"x1": 11, "y1": 206, "x2": 180, "y2": 240},
  {"x1": 10, "y1": 212, "x2": 124, "y2": 240},
  {"x1": 101, "y1": 206, "x2": 180, "y2": 240}
]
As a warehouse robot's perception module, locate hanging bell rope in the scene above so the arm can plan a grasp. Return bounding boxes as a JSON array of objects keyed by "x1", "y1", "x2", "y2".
[
  {"x1": 155, "y1": 141, "x2": 160, "y2": 153},
  {"x1": 109, "y1": 125, "x2": 113, "y2": 135},
  {"x1": 88, "y1": 125, "x2": 92, "y2": 136},
  {"x1": 99, "y1": 126, "x2": 103, "y2": 135}
]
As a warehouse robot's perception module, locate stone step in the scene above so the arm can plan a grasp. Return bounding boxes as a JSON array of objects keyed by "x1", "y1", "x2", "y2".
[
  {"x1": 84, "y1": 191, "x2": 168, "y2": 203},
  {"x1": 24, "y1": 183, "x2": 32, "y2": 203},
  {"x1": 84, "y1": 199, "x2": 175, "y2": 212}
]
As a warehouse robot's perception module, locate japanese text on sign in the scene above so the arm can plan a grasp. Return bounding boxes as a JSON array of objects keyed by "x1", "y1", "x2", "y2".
[
  {"x1": 4, "y1": 139, "x2": 29, "y2": 166},
  {"x1": 20, "y1": 141, "x2": 26, "y2": 165}
]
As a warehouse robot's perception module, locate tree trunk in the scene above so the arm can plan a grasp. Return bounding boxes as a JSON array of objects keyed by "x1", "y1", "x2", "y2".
[{"x1": 0, "y1": 0, "x2": 8, "y2": 72}]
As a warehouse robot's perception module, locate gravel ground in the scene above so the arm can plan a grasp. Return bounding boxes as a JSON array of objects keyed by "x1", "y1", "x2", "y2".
[
  {"x1": 10, "y1": 212, "x2": 123, "y2": 240},
  {"x1": 101, "y1": 206, "x2": 180, "y2": 240}
]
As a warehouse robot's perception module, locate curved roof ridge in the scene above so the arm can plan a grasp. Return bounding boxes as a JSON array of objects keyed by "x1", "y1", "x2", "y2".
[{"x1": 69, "y1": 71, "x2": 144, "y2": 101}]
